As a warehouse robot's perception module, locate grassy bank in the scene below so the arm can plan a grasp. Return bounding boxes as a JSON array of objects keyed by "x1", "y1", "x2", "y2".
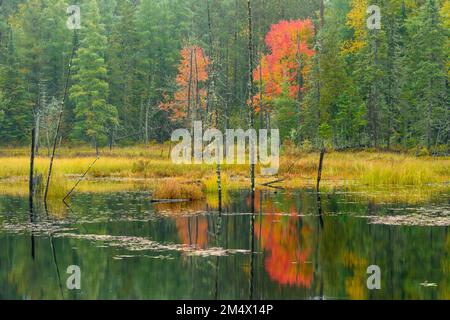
[{"x1": 0, "y1": 145, "x2": 448, "y2": 203}]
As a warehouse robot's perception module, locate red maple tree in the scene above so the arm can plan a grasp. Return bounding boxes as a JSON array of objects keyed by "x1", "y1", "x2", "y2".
[{"x1": 253, "y1": 19, "x2": 315, "y2": 113}]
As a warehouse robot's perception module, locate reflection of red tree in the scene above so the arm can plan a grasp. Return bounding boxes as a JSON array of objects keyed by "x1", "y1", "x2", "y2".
[
  {"x1": 175, "y1": 216, "x2": 209, "y2": 249},
  {"x1": 255, "y1": 198, "x2": 314, "y2": 288}
]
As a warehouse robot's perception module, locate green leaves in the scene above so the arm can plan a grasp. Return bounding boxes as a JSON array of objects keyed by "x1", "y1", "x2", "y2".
[
  {"x1": 70, "y1": 0, "x2": 117, "y2": 145},
  {"x1": 0, "y1": 0, "x2": 447, "y2": 150}
]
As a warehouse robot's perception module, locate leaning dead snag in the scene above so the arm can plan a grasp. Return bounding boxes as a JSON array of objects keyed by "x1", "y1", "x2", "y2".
[
  {"x1": 44, "y1": 31, "x2": 78, "y2": 203},
  {"x1": 260, "y1": 178, "x2": 286, "y2": 191},
  {"x1": 63, "y1": 156, "x2": 99, "y2": 203}
]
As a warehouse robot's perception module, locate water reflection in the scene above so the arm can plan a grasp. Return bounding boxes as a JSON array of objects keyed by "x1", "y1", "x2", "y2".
[
  {"x1": 176, "y1": 216, "x2": 209, "y2": 249},
  {"x1": 254, "y1": 192, "x2": 314, "y2": 288},
  {"x1": 0, "y1": 189, "x2": 448, "y2": 299}
]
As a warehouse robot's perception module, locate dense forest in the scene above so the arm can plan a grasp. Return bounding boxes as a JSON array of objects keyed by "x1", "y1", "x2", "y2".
[{"x1": 0, "y1": 0, "x2": 448, "y2": 153}]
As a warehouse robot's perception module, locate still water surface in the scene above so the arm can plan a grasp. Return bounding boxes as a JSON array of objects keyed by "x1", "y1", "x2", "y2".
[{"x1": 0, "y1": 189, "x2": 448, "y2": 299}]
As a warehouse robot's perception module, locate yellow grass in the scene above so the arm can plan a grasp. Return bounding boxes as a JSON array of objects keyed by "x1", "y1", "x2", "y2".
[
  {"x1": 0, "y1": 146, "x2": 448, "y2": 203},
  {"x1": 281, "y1": 151, "x2": 449, "y2": 187},
  {"x1": 152, "y1": 178, "x2": 204, "y2": 200}
]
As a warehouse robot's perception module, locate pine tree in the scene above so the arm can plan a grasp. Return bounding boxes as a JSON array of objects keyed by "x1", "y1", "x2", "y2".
[
  {"x1": 0, "y1": 29, "x2": 31, "y2": 144},
  {"x1": 345, "y1": 0, "x2": 387, "y2": 148},
  {"x1": 383, "y1": 0, "x2": 404, "y2": 148},
  {"x1": 402, "y1": 0, "x2": 448, "y2": 150},
  {"x1": 70, "y1": 0, "x2": 118, "y2": 151},
  {"x1": 134, "y1": 0, "x2": 190, "y2": 143},
  {"x1": 108, "y1": 0, "x2": 137, "y2": 141}
]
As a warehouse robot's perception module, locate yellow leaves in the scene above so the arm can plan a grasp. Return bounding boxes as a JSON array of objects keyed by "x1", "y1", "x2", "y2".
[
  {"x1": 442, "y1": 0, "x2": 450, "y2": 28},
  {"x1": 342, "y1": 39, "x2": 366, "y2": 54},
  {"x1": 343, "y1": 0, "x2": 369, "y2": 54},
  {"x1": 347, "y1": 0, "x2": 368, "y2": 31}
]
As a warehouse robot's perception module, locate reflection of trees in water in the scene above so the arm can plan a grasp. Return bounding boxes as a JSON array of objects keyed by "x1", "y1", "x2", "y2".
[
  {"x1": 175, "y1": 216, "x2": 209, "y2": 249},
  {"x1": 1, "y1": 192, "x2": 449, "y2": 299},
  {"x1": 253, "y1": 192, "x2": 314, "y2": 288},
  {"x1": 342, "y1": 251, "x2": 368, "y2": 300}
]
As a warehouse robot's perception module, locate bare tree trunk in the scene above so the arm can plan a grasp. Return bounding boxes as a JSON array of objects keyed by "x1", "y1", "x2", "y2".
[
  {"x1": 296, "y1": 34, "x2": 303, "y2": 145},
  {"x1": 206, "y1": 0, "x2": 222, "y2": 211},
  {"x1": 29, "y1": 127, "x2": 36, "y2": 203},
  {"x1": 247, "y1": 0, "x2": 255, "y2": 193},
  {"x1": 225, "y1": 40, "x2": 230, "y2": 133},
  {"x1": 316, "y1": 148, "x2": 325, "y2": 192},
  {"x1": 44, "y1": 31, "x2": 77, "y2": 203},
  {"x1": 29, "y1": 75, "x2": 42, "y2": 200},
  {"x1": 386, "y1": 25, "x2": 395, "y2": 150},
  {"x1": 34, "y1": 107, "x2": 41, "y2": 155},
  {"x1": 46, "y1": 125, "x2": 50, "y2": 156},
  {"x1": 224, "y1": 40, "x2": 230, "y2": 157},
  {"x1": 259, "y1": 58, "x2": 264, "y2": 129},
  {"x1": 194, "y1": 50, "x2": 199, "y2": 122},
  {"x1": 313, "y1": 7, "x2": 324, "y2": 149},
  {"x1": 187, "y1": 49, "x2": 193, "y2": 127},
  {"x1": 139, "y1": 100, "x2": 144, "y2": 141},
  {"x1": 233, "y1": 0, "x2": 238, "y2": 106},
  {"x1": 258, "y1": 0, "x2": 265, "y2": 130},
  {"x1": 427, "y1": 79, "x2": 433, "y2": 150},
  {"x1": 35, "y1": 79, "x2": 46, "y2": 156},
  {"x1": 145, "y1": 100, "x2": 149, "y2": 146},
  {"x1": 368, "y1": 37, "x2": 379, "y2": 148}
]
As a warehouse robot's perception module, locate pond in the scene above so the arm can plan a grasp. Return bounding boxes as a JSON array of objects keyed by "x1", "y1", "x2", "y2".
[{"x1": 0, "y1": 189, "x2": 448, "y2": 300}]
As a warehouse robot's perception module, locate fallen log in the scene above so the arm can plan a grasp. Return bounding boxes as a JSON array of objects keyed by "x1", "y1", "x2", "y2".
[
  {"x1": 150, "y1": 199, "x2": 191, "y2": 203},
  {"x1": 260, "y1": 178, "x2": 286, "y2": 187}
]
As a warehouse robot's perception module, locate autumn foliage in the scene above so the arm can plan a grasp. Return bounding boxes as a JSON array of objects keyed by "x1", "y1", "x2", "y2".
[
  {"x1": 253, "y1": 19, "x2": 315, "y2": 113},
  {"x1": 176, "y1": 216, "x2": 209, "y2": 249},
  {"x1": 160, "y1": 46, "x2": 209, "y2": 121},
  {"x1": 253, "y1": 193, "x2": 314, "y2": 288}
]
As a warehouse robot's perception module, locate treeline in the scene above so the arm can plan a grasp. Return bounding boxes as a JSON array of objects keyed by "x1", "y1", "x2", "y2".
[{"x1": 0, "y1": 0, "x2": 448, "y2": 153}]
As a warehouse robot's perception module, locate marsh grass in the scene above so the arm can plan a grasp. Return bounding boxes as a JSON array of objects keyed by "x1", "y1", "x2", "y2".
[
  {"x1": 282, "y1": 151, "x2": 449, "y2": 187},
  {"x1": 152, "y1": 179, "x2": 204, "y2": 200},
  {"x1": 0, "y1": 147, "x2": 448, "y2": 203},
  {"x1": 202, "y1": 173, "x2": 230, "y2": 193}
]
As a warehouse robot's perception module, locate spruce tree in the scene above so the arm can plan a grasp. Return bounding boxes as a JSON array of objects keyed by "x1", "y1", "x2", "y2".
[
  {"x1": 402, "y1": 0, "x2": 448, "y2": 150},
  {"x1": 70, "y1": 0, "x2": 118, "y2": 150}
]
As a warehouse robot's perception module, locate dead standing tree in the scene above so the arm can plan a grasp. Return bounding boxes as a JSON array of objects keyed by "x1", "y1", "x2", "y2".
[
  {"x1": 247, "y1": 0, "x2": 255, "y2": 195},
  {"x1": 315, "y1": 1, "x2": 326, "y2": 194},
  {"x1": 43, "y1": 30, "x2": 78, "y2": 203},
  {"x1": 206, "y1": 0, "x2": 222, "y2": 211}
]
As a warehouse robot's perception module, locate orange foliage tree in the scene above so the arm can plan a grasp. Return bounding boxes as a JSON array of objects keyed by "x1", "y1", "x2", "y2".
[
  {"x1": 160, "y1": 45, "x2": 209, "y2": 122},
  {"x1": 253, "y1": 19, "x2": 315, "y2": 114}
]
